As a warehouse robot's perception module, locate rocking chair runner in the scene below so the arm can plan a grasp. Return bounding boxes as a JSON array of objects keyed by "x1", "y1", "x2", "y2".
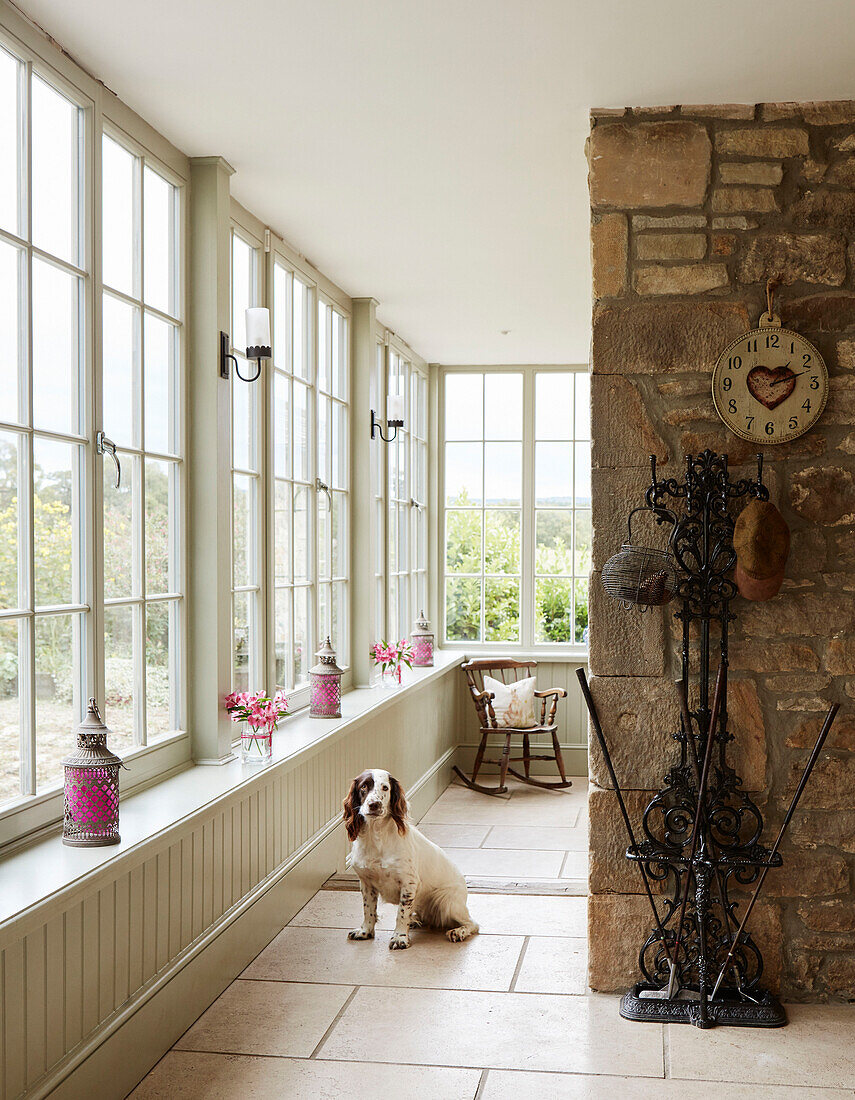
[{"x1": 453, "y1": 659, "x2": 571, "y2": 796}]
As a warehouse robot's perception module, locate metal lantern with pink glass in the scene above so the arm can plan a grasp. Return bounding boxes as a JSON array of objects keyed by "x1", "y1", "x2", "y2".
[
  {"x1": 62, "y1": 699, "x2": 124, "y2": 847},
  {"x1": 310, "y1": 637, "x2": 343, "y2": 718},
  {"x1": 411, "y1": 610, "x2": 434, "y2": 667}
]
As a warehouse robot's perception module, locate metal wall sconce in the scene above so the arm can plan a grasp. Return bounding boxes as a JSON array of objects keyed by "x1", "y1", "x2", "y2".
[
  {"x1": 220, "y1": 307, "x2": 272, "y2": 382},
  {"x1": 370, "y1": 394, "x2": 405, "y2": 442}
]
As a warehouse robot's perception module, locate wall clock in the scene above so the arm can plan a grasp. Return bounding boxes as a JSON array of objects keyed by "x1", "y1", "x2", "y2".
[{"x1": 711, "y1": 300, "x2": 828, "y2": 445}]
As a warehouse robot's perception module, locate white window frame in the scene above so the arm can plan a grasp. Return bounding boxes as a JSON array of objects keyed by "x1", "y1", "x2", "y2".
[
  {"x1": 439, "y1": 364, "x2": 590, "y2": 658},
  {"x1": 0, "y1": 23, "x2": 190, "y2": 852}
]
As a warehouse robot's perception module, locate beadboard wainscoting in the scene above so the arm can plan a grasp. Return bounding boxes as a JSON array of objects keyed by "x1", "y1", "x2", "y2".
[
  {"x1": 455, "y1": 659, "x2": 589, "y2": 779},
  {"x1": 0, "y1": 659, "x2": 467, "y2": 1100}
]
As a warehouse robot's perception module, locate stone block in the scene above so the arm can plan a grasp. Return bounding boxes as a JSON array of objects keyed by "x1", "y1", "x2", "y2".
[
  {"x1": 590, "y1": 466, "x2": 653, "y2": 571},
  {"x1": 740, "y1": 592, "x2": 855, "y2": 637},
  {"x1": 825, "y1": 158, "x2": 855, "y2": 187},
  {"x1": 591, "y1": 375, "x2": 668, "y2": 468},
  {"x1": 587, "y1": 892, "x2": 652, "y2": 991},
  {"x1": 800, "y1": 101, "x2": 855, "y2": 125},
  {"x1": 793, "y1": 190, "x2": 855, "y2": 234},
  {"x1": 588, "y1": 122, "x2": 711, "y2": 209},
  {"x1": 588, "y1": 570, "x2": 667, "y2": 678},
  {"x1": 632, "y1": 214, "x2": 707, "y2": 230},
  {"x1": 662, "y1": 403, "x2": 718, "y2": 427},
  {"x1": 712, "y1": 188, "x2": 779, "y2": 214},
  {"x1": 635, "y1": 233, "x2": 706, "y2": 262},
  {"x1": 792, "y1": 810, "x2": 855, "y2": 853},
  {"x1": 757, "y1": 850, "x2": 849, "y2": 897},
  {"x1": 658, "y1": 376, "x2": 710, "y2": 397},
  {"x1": 821, "y1": 375, "x2": 855, "y2": 423},
  {"x1": 786, "y1": 712, "x2": 855, "y2": 752},
  {"x1": 835, "y1": 338, "x2": 855, "y2": 369},
  {"x1": 822, "y1": 957, "x2": 855, "y2": 998},
  {"x1": 730, "y1": 640, "x2": 819, "y2": 672},
  {"x1": 591, "y1": 213, "x2": 627, "y2": 299},
  {"x1": 634, "y1": 263, "x2": 729, "y2": 296},
  {"x1": 719, "y1": 161, "x2": 783, "y2": 185},
  {"x1": 764, "y1": 673, "x2": 832, "y2": 693},
  {"x1": 681, "y1": 104, "x2": 755, "y2": 120},
  {"x1": 788, "y1": 528, "x2": 828, "y2": 574},
  {"x1": 760, "y1": 103, "x2": 802, "y2": 121},
  {"x1": 784, "y1": 294, "x2": 855, "y2": 332},
  {"x1": 592, "y1": 300, "x2": 749, "y2": 375},
  {"x1": 798, "y1": 900, "x2": 855, "y2": 932},
  {"x1": 711, "y1": 215, "x2": 757, "y2": 230},
  {"x1": 790, "y1": 466, "x2": 855, "y2": 525},
  {"x1": 826, "y1": 637, "x2": 855, "y2": 675},
  {"x1": 785, "y1": 754, "x2": 855, "y2": 810},
  {"x1": 712, "y1": 233, "x2": 737, "y2": 257},
  {"x1": 588, "y1": 786, "x2": 662, "y2": 894},
  {"x1": 738, "y1": 232, "x2": 846, "y2": 286},
  {"x1": 715, "y1": 128, "x2": 809, "y2": 158},
  {"x1": 631, "y1": 106, "x2": 677, "y2": 116},
  {"x1": 776, "y1": 695, "x2": 832, "y2": 712}
]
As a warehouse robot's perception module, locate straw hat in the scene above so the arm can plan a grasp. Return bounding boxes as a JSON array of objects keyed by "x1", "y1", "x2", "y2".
[{"x1": 733, "y1": 501, "x2": 790, "y2": 601}]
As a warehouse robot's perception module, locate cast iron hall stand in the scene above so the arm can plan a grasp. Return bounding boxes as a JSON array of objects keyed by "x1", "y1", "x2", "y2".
[{"x1": 619, "y1": 450, "x2": 788, "y2": 1028}]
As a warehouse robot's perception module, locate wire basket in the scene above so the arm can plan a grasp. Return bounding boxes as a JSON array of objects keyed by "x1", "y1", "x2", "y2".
[{"x1": 602, "y1": 508, "x2": 678, "y2": 609}]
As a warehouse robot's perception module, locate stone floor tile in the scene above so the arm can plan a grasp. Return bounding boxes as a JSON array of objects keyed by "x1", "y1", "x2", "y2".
[
  {"x1": 668, "y1": 1003, "x2": 855, "y2": 1089},
  {"x1": 560, "y1": 850, "x2": 589, "y2": 879},
  {"x1": 242, "y1": 925, "x2": 525, "y2": 991},
  {"x1": 484, "y1": 825, "x2": 583, "y2": 850},
  {"x1": 173, "y1": 979, "x2": 351, "y2": 1057},
  {"x1": 467, "y1": 893, "x2": 587, "y2": 937},
  {"x1": 289, "y1": 889, "x2": 395, "y2": 930},
  {"x1": 129, "y1": 1052, "x2": 480, "y2": 1100},
  {"x1": 481, "y1": 1070, "x2": 854, "y2": 1099},
  {"x1": 419, "y1": 823, "x2": 492, "y2": 847},
  {"x1": 447, "y1": 847, "x2": 565, "y2": 877},
  {"x1": 320, "y1": 987, "x2": 664, "y2": 1075},
  {"x1": 513, "y1": 937, "x2": 587, "y2": 995}
]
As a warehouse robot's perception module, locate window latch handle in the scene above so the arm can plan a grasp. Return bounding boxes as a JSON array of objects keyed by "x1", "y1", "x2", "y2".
[
  {"x1": 315, "y1": 477, "x2": 332, "y2": 510},
  {"x1": 96, "y1": 431, "x2": 121, "y2": 489}
]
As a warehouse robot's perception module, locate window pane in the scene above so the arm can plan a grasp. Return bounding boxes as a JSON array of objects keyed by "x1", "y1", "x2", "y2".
[
  {"x1": 145, "y1": 313, "x2": 177, "y2": 455},
  {"x1": 0, "y1": 617, "x2": 20, "y2": 804},
  {"x1": 445, "y1": 442, "x2": 482, "y2": 506},
  {"x1": 574, "y1": 373, "x2": 590, "y2": 439},
  {"x1": 332, "y1": 582, "x2": 344, "y2": 655},
  {"x1": 0, "y1": 432, "x2": 20, "y2": 609},
  {"x1": 485, "y1": 510, "x2": 520, "y2": 574},
  {"x1": 103, "y1": 454, "x2": 136, "y2": 599},
  {"x1": 145, "y1": 458, "x2": 173, "y2": 595},
  {"x1": 484, "y1": 442, "x2": 521, "y2": 506},
  {"x1": 0, "y1": 49, "x2": 21, "y2": 236},
  {"x1": 32, "y1": 258, "x2": 81, "y2": 435},
  {"x1": 273, "y1": 373, "x2": 290, "y2": 479},
  {"x1": 485, "y1": 578, "x2": 519, "y2": 642},
  {"x1": 102, "y1": 294, "x2": 137, "y2": 448},
  {"x1": 535, "y1": 578, "x2": 573, "y2": 644},
  {"x1": 334, "y1": 313, "x2": 347, "y2": 400},
  {"x1": 232, "y1": 235, "x2": 252, "y2": 350},
  {"x1": 332, "y1": 402, "x2": 346, "y2": 490},
  {"x1": 445, "y1": 374, "x2": 482, "y2": 440},
  {"x1": 147, "y1": 601, "x2": 175, "y2": 738},
  {"x1": 446, "y1": 510, "x2": 480, "y2": 574},
  {"x1": 535, "y1": 441, "x2": 571, "y2": 507},
  {"x1": 318, "y1": 301, "x2": 329, "y2": 393},
  {"x1": 273, "y1": 262, "x2": 290, "y2": 371},
  {"x1": 104, "y1": 603, "x2": 135, "y2": 756},
  {"x1": 575, "y1": 442, "x2": 591, "y2": 506},
  {"x1": 0, "y1": 239, "x2": 23, "y2": 423},
  {"x1": 293, "y1": 586, "x2": 308, "y2": 685},
  {"x1": 318, "y1": 492, "x2": 329, "y2": 581},
  {"x1": 102, "y1": 135, "x2": 136, "y2": 295},
  {"x1": 293, "y1": 278, "x2": 310, "y2": 380},
  {"x1": 274, "y1": 480, "x2": 291, "y2": 584},
  {"x1": 232, "y1": 473, "x2": 251, "y2": 588},
  {"x1": 318, "y1": 395, "x2": 329, "y2": 482},
  {"x1": 144, "y1": 166, "x2": 174, "y2": 313},
  {"x1": 32, "y1": 75, "x2": 79, "y2": 264},
  {"x1": 232, "y1": 359, "x2": 252, "y2": 471},
  {"x1": 274, "y1": 587, "x2": 290, "y2": 688},
  {"x1": 318, "y1": 582, "x2": 329, "y2": 640},
  {"x1": 575, "y1": 578, "x2": 589, "y2": 644},
  {"x1": 294, "y1": 484, "x2": 309, "y2": 582},
  {"x1": 35, "y1": 611, "x2": 82, "y2": 792},
  {"x1": 485, "y1": 374, "x2": 522, "y2": 440},
  {"x1": 446, "y1": 577, "x2": 480, "y2": 642},
  {"x1": 232, "y1": 590, "x2": 249, "y2": 692},
  {"x1": 536, "y1": 373, "x2": 572, "y2": 440},
  {"x1": 294, "y1": 381, "x2": 310, "y2": 481},
  {"x1": 333, "y1": 493, "x2": 345, "y2": 578},
  {"x1": 388, "y1": 506, "x2": 397, "y2": 572},
  {"x1": 536, "y1": 511, "x2": 573, "y2": 574},
  {"x1": 33, "y1": 438, "x2": 80, "y2": 607},
  {"x1": 575, "y1": 509, "x2": 592, "y2": 575}
]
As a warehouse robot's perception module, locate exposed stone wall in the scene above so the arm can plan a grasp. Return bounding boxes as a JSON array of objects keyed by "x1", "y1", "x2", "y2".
[{"x1": 587, "y1": 102, "x2": 855, "y2": 1000}]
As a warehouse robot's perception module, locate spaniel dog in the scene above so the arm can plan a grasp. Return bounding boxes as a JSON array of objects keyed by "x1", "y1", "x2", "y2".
[{"x1": 342, "y1": 769, "x2": 479, "y2": 950}]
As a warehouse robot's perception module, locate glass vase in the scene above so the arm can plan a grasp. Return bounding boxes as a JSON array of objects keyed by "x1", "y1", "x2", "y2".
[
  {"x1": 371, "y1": 667, "x2": 400, "y2": 691},
  {"x1": 240, "y1": 724, "x2": 273, "y2": 764}
]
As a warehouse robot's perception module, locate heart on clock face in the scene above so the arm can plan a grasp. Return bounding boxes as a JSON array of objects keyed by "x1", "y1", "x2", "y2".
[{"x1": 746, "y1": 365, "x2": 796, "y2": 410}]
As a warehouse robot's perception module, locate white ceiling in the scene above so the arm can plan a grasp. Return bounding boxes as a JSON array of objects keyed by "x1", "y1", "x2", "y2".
[{"x1": 15, "y1": 0, "x2": 855, "y2": 363}]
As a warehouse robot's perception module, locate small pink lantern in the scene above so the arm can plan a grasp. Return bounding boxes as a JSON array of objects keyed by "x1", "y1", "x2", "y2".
[
  {"x1": 62, "y1": 699, "x2": 124, "y2": 847},
  {"x1": 411, "y1": 610, "x2": 434, "y2": 667},
  {"x1": 310, "y1": 636, "x2": 343, "y2": 718}
]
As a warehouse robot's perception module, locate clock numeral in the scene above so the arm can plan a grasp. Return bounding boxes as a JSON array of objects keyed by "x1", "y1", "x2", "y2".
[
  {"x1": 803, "y1": 353, "x2": 812, "y2": 366},
  {"x1": 728, "y1": 399, "x2": 737, "y2": 414},
  {"x1": 802, "y1": 398, "x2": 812, "y2": 412},
  {"x1": 810, "y1": 376, "x2": 819, "y2": 389},
  {"x1": 790, "y1": 341, "x2": 795, "y2": 353},
  {"x1": 722, "y1": 376, "x2": 732, "y2": 391},
  {"x1": 766, "y1": 334, "x2": 779, "y2": 348},
  {"x1": 789, "y1": 416, "x2": 798, "y2": 430},
  {"x1": 728, "y1": 355, "x2": 742, "y2": 370},
  {"x1": 765, "y1": 421, "x2": 775, "y2": 436},
  {"x1": 745, "y1": 415, "x2": 755, "y2": 430},
  {"x1": 746, "y1": 339, "x2": 757, "y2": 353}
]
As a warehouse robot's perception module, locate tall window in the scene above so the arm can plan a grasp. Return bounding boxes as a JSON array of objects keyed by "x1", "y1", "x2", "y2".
[
  {"x1": 442, "y1": 368, "x2": 590, "y2": 648},
  {"x1": 101, "y1": 131, "x2": 183, "y2": 755},
  {"x1": 317, "y1": 298, "x2": 348, "y2": 654}
]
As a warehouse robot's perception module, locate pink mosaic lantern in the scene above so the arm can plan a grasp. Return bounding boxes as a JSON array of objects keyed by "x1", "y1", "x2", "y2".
[
  {"x1": 310, "y1": 637, "x2": 343, "y2": 719},
  {"x1": 411, "y1": 610, "x2": 434, "y2": 667},
  {"x1": 62, "y1": 699, "x2": 124, "y2": 847}
]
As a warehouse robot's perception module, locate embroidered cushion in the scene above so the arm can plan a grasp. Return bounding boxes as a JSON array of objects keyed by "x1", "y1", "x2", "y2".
[{"x1": 483, "y1": 675, "x2": 537, "y2": 729}]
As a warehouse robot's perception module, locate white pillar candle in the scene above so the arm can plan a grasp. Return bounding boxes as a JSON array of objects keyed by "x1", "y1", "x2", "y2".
[
  {"x1": 245, "y1": 307, "x2": 271, "y2": 353},
  {"x1": 387, "y1": 393, "x2": 405, "y2": 424}
]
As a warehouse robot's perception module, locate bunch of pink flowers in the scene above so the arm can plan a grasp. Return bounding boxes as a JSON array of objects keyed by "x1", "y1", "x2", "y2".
[
  {"x1": 224, "y1": 689, "x2": 289, "y2": 733},
  {"x1": 369, "y1": 639, "x2": 414, "y2": 684}
]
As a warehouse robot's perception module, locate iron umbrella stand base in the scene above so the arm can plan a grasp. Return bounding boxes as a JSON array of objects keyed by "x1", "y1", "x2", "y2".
[{"x1": 620, "y1": 984, "x2": 787, "y2": 1029}]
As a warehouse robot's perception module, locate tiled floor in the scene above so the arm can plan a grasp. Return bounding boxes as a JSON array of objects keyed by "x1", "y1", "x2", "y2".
[{"x1": 130, "y1": 778, "x2": 855, "y2": 1099}]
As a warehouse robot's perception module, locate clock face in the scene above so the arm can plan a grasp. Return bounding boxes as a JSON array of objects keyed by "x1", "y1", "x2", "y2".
[{"x1": 711, "y1": 326, "x2": 828, "y2": 444}]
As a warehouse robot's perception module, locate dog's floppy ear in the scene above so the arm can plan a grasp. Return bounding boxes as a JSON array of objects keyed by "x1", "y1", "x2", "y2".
[
  {"x1": 343, "y1": 773, "x2": 367, "y2": 841},
  {"x1": 389, "y1": 775, "x2": 408, "y2": 836}
]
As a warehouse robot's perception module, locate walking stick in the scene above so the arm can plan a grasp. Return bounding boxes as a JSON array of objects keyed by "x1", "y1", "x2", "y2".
[
  {"x1": 710, "y1": 702, "x2": 840, "y2": 1001},
  {"x1": 576, "y1": 668, "x2": 675, "y2": 977},
  {"x1": 666, "y1": 662, "x2": 725, "y2": 999}
]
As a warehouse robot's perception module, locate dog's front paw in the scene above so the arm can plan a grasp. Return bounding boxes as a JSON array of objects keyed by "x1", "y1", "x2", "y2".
[
  {"x1": 348, "y1": 928, "x2": 374, "y2": 940},
  {"x1": 389, "y1": 932, "x2": 410, "y2": 950}
]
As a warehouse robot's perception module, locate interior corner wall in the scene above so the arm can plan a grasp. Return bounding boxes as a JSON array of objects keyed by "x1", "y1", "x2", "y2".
[{"x1": 587, "y1": 101, "x2": 855, "y2": 1000}]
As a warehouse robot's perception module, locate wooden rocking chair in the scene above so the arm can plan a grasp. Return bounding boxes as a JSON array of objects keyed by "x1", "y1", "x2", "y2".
[{"x1": 453, "y1": 659, "x2": 571, "y2": 796}]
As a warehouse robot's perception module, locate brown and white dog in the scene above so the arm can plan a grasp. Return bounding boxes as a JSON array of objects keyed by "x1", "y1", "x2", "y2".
[{"x1": 342, "y1": 768, "x2": 479, "y2": 950}]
